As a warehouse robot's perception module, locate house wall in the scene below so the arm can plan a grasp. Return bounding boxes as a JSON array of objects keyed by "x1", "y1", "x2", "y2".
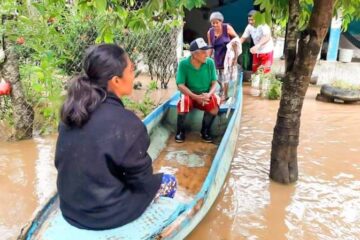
[{"x1": 348, "y1": 20, "x2": 360, "y2": 35}]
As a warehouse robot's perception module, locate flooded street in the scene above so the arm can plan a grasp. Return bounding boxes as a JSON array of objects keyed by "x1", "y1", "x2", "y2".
[
  {"x1": 1, "y1": 85, "x2": 359, "y2": 239},
  {"x1": 188, "y1": 85, "x2": 360, "y2": 240}
]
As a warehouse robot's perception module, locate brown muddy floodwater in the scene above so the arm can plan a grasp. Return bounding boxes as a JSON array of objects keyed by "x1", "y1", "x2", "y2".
[
  {"x1": 0, "y1": 136, "x2": 57, "y2": 239},
  {"x1": 1, "y1": 85, "x2": 359, "y2": 240}
]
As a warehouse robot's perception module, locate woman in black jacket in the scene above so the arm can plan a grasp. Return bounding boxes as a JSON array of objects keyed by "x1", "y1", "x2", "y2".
[{"x1": 55, "y1": 44, "x2": 176, "y2": 230}]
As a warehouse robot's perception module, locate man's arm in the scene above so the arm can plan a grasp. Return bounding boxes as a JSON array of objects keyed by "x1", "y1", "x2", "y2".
[
  {"x1": 239, "y1": 37, "x2": 247, "y2": 44},
  {"x1": 239, "y1": 25, "x2": 250, "y2": 44},
  {"x1": 209, "y1": 80, "x2": 217, "y2": 95},
  {"x1": 178, "y1": 84, "x2": 198, "y2": 99},
  {"x1": 203, "y1": 58, "x2": 218, "y2": 100}
]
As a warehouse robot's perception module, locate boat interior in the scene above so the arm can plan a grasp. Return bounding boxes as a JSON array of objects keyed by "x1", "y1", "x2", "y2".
[{"x1": 149, "y1": 104, "x2": 234, "y2": 203}]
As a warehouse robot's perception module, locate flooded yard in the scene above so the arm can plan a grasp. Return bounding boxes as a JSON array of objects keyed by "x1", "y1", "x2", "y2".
[
  {"x1": 0, "y1": 85, "x2": 359, "y2": 239},
  {"x1": 187, "y1": 85, "x2": 360, "y2": 240}
]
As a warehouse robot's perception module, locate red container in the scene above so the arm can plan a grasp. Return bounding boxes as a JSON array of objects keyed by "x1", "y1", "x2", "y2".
[{"x1": 0, "y1": 81, "x2": 11, "y2": 95}]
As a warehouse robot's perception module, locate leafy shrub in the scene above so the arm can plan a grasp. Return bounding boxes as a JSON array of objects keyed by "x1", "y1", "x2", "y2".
[
  {"x1": 267, "y1": 78, "x2": 282, "y2": 100},
  {"x1": 251, "y1": 70, "x2": 282, "y2": 100},
  {"x1": 7, "y1": 5, "x2": 99, "y2": 134},
  {"x1": 122, "y1": 91, "x2": 156, "y2": 118},
  {"x1": 56, "y1": 15, "x2": 98, "y2": 75},
  {"x1": 20, "y1": 52, "x2": 65, "y2": 134},
  {"x1": 1, "y1": 1, "x2": 178, "y2": 137},
  {"x1": 0, "y1": 96, "x2": 13, "y2": 125},
  {"x1": 148, "y1": 80, "x2": 158, "y2": 90}
]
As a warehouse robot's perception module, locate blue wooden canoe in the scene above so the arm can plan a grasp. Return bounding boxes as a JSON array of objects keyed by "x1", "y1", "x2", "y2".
[{"x1": 20, "y1": 72, "x2": 243, "y2": 240}]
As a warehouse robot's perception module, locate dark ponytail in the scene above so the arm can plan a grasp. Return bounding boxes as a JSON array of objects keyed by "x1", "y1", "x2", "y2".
[
  {"x1": 61, "y1": 44, "x2": 128, "y2": 127},
  {"x1": 60, "y1": 75, "x2": 104, "y2": 127}
]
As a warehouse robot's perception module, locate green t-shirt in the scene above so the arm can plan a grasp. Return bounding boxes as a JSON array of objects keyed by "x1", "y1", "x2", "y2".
[{"x1": 176, "y1": 56, "x2": 218, "y2": 94}]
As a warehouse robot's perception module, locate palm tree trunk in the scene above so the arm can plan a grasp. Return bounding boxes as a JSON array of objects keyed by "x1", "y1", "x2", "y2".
[{"x1": 270, "y1": 0, "x2": 335, "y2": 184}]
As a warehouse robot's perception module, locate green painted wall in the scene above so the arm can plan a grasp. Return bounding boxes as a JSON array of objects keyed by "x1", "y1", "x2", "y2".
[{"x1": 348, "y1": 20, "x2": 360, "y2": 35}]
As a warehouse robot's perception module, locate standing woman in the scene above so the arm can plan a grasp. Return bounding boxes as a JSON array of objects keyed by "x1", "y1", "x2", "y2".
[
  {"x1": 56, "y1": 44, "x2": 176, "y2": 230},
  {"x1": 207, "y1": 11, "x2": 238, "y2": 100}
]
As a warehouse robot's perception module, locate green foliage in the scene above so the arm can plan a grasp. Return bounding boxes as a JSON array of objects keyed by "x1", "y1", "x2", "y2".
[
  {"x1": 9, "y1": 4, "x2": 98, "y2": 74},
  {"x1": 253, "y1": 0, "x2": 360, "y2": 31},
  {"x1": 148, "y1": 80, "x2": 158, "y2": 91},
  {"x1": 272, "y1": 24, "x2": 286, "y2": 38},
  {"x1": 136, "y1": 93, "x2": 156, "y2": 117},
  {"x1": 337, "y1": 0, "x2": 360, "y2": 31},
  {"x1": 253, "y1": 0, "x2": 290, "y2": 27},
  {"x1": 251, "y1": 70, "x2": 282, "y2": 100},
  {"x1": 0, "y1": 0, "x2": 204, "y2": 137},
  {"x1": 1, "y1": 1, "x2": 97, "y2": 134},
  {"x1": 253, "y1": 0, "x2": 312, "y2": 30},
  {"x1": 267, "y1": 78, "x2": 282, "y2": 100},
  {"x1": 80, "y1": 0, "x2": 205, "y2": 43},
  {"x1": 0, "y1": 0, "x2": 17, "y2": 15},
  {"x1": 0, "y1": 96, "x2": 13, "y2": 126},
  {"x1": 122, "y1": 90, "x2": 156, "y2": 118},
  {"x1": 57, "y1": 15, "x2": 98, "y2": 74},
  {"x1": 20, "y1": 52, "x2": 65, "y2": 134}
]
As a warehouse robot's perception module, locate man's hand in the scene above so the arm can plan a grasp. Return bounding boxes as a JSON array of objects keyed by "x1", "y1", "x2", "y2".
[
  {"x1": 195, "y1": 93, "x2": 210, "y2": 106},
  {"x1": 202, "y1": 93, "x2": 211, "y2": 100},
  {"x1": 202, "y1": 93, "x2": 211, "y2": 106},
  {"x1": 250, "y1": 45, "x2": 259, "y2": 54}
]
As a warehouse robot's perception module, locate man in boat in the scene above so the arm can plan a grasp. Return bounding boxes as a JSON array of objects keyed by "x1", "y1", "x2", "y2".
[{"x1": 175, "y1": 37, "x2": 220, "y2": 143}]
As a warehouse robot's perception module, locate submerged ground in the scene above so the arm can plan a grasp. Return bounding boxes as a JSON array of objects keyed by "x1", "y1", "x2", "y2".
[{"x1": 0, "y1": 83, "x2": 359, "y2": 240}]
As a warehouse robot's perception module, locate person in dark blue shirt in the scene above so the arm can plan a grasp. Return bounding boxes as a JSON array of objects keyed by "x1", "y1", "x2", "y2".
[{"x1": 55, "y1": 44, "x2": 176, "y2": 230}]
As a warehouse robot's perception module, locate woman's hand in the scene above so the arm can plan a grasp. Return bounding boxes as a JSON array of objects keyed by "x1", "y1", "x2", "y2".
[{"x1": 231, "y1": 43, "x2": 239, "y2": 66}]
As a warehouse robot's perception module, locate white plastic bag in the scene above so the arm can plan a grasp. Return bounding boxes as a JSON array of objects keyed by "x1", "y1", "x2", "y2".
[{"x1": 250, "y1": 75, "x2": 261, "y2": 96}]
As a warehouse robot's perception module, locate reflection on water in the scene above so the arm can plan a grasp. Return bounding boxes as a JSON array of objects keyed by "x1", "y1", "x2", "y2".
[
  {"x1": 0, "y1": 85, "x2": 359, "y2": 240},
  {"x1": 188, "y1": 85, "x2": 360, "y2": 240},
  {"x1": 33, "y1": 137, "x2": 57, "y2": 205},
  {"x1": 0, "y1": 136, "x2": 57, "y2": 240}
]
